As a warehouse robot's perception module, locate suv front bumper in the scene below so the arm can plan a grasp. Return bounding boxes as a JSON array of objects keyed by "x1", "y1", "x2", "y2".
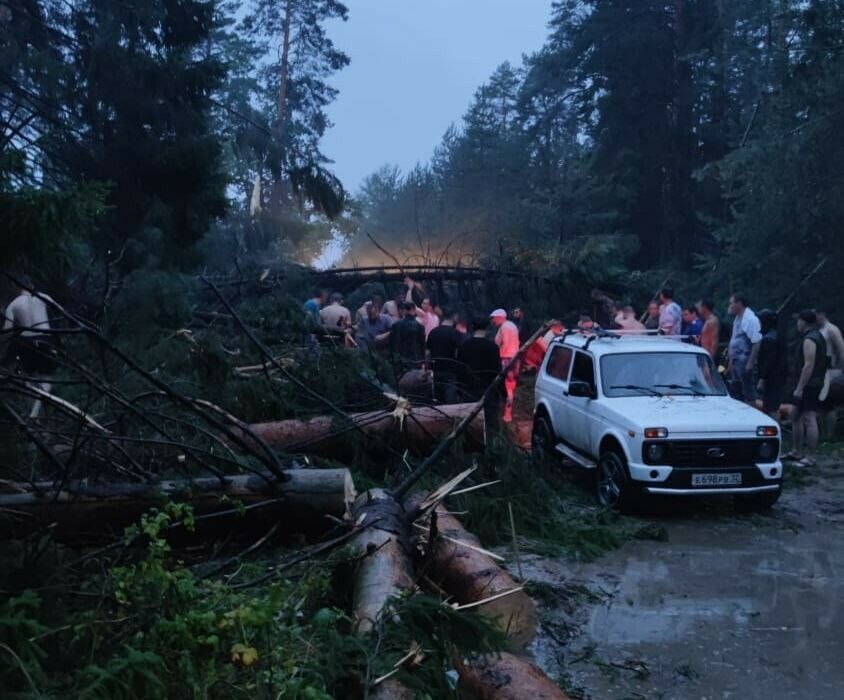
[{"x1": 629, "y1": 462, "x2": 782, "y2": 495}]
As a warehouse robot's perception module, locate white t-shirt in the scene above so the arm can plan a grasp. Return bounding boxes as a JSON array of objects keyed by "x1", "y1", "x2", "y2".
[
  {"x1": 495, "y1": 320, "x2": 520, "y2": 358},
  {"x1": 659, "y1": 302, "x2": 682, "y2": 335},
  {"x1": 420, "y1": 310, "x2": 439, "y2": 339},
  {"x1": 3, "y1": 291, "x2": 52, "y2": 337},
  {"x1": 729, "y1": 308, "x2": 762, "y2": 358}
]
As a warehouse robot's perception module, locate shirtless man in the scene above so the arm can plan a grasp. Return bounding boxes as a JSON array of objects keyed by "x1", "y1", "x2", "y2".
[
  {"x1": 3, "y1": 275, "x2": 56, "y2": 417},
  {"x1": 615, "y1": 305, "x2": 645, "y2": 332},
  {"x1": 697, "y1": 299, "x2": 721, "y2": 364},
  {"x1": 816, "y1": 310, "x2": 844, "y2": 437},
  {"x1": 491, "y1": 308, "x2": 520, "y2": 423}
]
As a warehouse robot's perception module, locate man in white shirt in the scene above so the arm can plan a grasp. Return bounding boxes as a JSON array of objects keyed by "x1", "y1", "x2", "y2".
[
  {"x1": 727, "y1": 293, "x2": 762, "y2": 403},
  {"x1": 491, "y1": 308, "x2": 520, "y2": 423},
  {"x1": 3, "y1": 275, "x2": 56, "y2": 417},
  {"x1": 658, "y1": 287, "x2": 682, "y2": 336}
]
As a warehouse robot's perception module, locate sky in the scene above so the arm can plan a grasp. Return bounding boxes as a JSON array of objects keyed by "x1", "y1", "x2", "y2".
[{"x1": 320, "y1": 0, "x2": 554, "y2": 195}]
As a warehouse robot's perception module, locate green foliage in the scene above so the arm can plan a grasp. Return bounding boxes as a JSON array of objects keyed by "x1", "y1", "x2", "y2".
[
  {"x1": 451, "y1": 438, "x2": 665, "y2": 561},
  {"x1": 78, "y1": 648, "x2": 167, "y2": 700},
  {"x1": 0, "y1": 591, "x2": 48, "y2": 691},
  {"x1": 0, "y1": 498, "x2": 513, "y2": 698}
]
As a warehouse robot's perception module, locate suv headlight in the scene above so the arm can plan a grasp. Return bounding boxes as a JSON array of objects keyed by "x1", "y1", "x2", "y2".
[{"x1": 758, "y1": 440, "x2": 778, "y2": 462}]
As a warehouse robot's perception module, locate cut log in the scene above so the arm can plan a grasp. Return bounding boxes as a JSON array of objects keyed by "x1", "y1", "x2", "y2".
[
  {"x1": 408, "y1": 495, "x2": 537, "y2": 649},
  {"x1": 244, "y1": 402, "x2": 485, "y2": 458},
  {"x1": 349, "y1": 488, "x2": 415, "y2": 635},
  {"x1": 0, "y1": 469, "x2": 355, "y2": 540},
  {"x1": 349, "y1": 488, "x2": 415, "y2": 698},
  {"x1": 454, "y1": 652, "x2": 570, "y2": 699}
]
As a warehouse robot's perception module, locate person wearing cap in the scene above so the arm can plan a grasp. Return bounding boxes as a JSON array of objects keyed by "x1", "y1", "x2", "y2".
[
  {"x1": 491, "y1": 308, "x2": 520, "y2": 423},
  {"x1": 784, "y1": 310, "x2": 828, "y2": 468}
]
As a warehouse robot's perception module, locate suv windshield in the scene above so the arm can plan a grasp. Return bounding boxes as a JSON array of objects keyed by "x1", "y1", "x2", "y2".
[{"x1": 601, "y1": 352, "x2": 727, "y2": 397}]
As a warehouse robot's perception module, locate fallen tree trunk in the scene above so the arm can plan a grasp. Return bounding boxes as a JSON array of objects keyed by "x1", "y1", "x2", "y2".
[
  {"x1": 244, "y1": 402, "x2": 485, "y2": 458},
  {"x1": 454, "y1": 652, "x2": 570, "y2": 699},
  {"x1": 411, "y1": 499, "x2": 537, "y2": 649},
  {"x1": 0, "y1": 469, "x2": 355, "y2": 540},
  {"x1": 348, "y1": 488, "x2": 415, "y2": 698},
  {"x1": 349, "y1": 488, "x2": 415, "y2": 634}
]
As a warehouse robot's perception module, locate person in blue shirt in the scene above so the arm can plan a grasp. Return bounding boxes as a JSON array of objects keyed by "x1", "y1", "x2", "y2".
[
  {"x1": 681, "y1": 306, "x2": 704, "y2": 339},
  {"x1": 302, "y1": 289, "x2": 326, "y2": 344}
]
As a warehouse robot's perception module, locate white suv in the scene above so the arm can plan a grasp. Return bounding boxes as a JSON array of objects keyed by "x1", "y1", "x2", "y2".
[{"x1": 532, "y1": 331, "x2": 783, "y2": 511}]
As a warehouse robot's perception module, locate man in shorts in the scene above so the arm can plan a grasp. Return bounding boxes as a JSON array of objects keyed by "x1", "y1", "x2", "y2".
[
  {"x1": 491, "y1": 308, "x2": 520, "y2": 423},
  {"x1": 785, "y1": 310, "x2": 828, "y2": 467}
]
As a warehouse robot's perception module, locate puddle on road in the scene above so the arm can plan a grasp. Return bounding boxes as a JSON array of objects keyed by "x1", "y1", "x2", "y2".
[{"x1": 525, "y1": 474, "x2": 844, "y2": 700}]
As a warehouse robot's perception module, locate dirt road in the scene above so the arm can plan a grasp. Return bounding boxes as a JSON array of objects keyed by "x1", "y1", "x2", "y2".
[{"x1": 525, "y1": 459, "x2": 844, "y2": 700}]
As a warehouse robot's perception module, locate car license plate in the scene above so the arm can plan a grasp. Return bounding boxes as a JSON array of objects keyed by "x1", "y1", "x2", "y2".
[{"x1": 692, "y1": 473, "x2": 742, "y2": 487}]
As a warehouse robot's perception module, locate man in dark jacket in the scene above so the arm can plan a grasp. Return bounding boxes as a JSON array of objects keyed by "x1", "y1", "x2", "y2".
[
  {"x1": 457, "y1": 316, "x2": 502, "y2": 432},
  {"x1": 389, "y1": 302, "x2": 426, "y2": 376},
  {"x1": 426, "y1": 309, "x2": 464, "y2": 404},
  {"x1": 756, "y1": 309, "x2": 787, "y2": 417}
]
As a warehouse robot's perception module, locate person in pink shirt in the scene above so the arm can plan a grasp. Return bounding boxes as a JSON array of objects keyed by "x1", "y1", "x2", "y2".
[
  {"x1": 416, "y1": 297, "x2": 440, "y2": 339},
  {"x1": 491, "y1": 308, "x2": 520, "y2": 423}
]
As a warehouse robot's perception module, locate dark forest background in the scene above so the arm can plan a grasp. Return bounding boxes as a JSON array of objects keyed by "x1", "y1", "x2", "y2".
[
  {"x1": 3, "y1": 0, "x2": 844, "y2": 316},
  {"x1": 2, "y1": 3, "x2": 844, "y2": 697}
]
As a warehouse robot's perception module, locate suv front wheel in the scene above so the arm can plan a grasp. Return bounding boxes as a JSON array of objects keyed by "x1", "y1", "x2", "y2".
[
  {"x1": 596, "y1": 449, "x2": 638, "y2": 512},
  {"x1": 531, "y1": 414, "x2": 556, "y2": 464}
]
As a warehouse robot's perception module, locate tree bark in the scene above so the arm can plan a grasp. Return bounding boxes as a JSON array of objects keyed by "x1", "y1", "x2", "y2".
[
  {"x1": 413, "y1": 501, "x2": 537, "y2": 649},
  {"x1": 244, "y1": 402, "x2": 485, "y2": 458},
  {"x1": 0, "y1": 469, "x2": 355, "y2": 540},
  {"x1": 454, "y1": 652, "x2": 570, "y2": 699},
  {"x1": 349, "y1": 488, "x2": 415, "y2": 635}
]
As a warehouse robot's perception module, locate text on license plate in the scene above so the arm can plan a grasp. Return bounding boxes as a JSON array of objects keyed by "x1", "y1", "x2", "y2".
[{"x1": 691, "y1": 472, "x2": 742, "y2": 487}]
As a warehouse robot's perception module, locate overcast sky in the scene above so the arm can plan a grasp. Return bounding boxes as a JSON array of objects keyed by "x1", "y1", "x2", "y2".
[{"x1": 321, "y1": 1, "x2": 553, "y2": 194}]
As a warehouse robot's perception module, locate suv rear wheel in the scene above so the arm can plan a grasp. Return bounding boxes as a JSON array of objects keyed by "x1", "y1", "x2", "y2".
[
  {"x1": 596, "y1": 449, "x2": 638, "y2": 512},
  {"x1": 531, "y1": 414, "x2": 556, "y2": 464}
]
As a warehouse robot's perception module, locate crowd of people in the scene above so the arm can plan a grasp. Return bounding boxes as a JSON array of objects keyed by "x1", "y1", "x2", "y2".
[
  {"x1": 302, "y1": 277, "x2": 534, "y2": 423},
  {"x1": 2, "y1": 272, "x2": 839, "y2": 466},
  {"x1": 304, "y1": 281, "x2": 844, "y2": 461}
]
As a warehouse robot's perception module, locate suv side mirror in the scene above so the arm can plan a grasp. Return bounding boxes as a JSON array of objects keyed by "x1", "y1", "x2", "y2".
[{"x1": 568, "y1": 380, "x2": 595, "y2": 399}]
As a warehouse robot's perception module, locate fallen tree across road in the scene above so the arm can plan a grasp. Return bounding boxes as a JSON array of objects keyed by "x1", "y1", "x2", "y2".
[{"x1": 0, "y1": 469, "x2": 356, "y2": 540}]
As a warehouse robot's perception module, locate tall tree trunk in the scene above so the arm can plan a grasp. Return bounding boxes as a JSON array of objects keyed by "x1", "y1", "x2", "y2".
[
  {"x1": 711, "y1": 0, "x2": 729, "y2": 159},
  {"x1": 270, "y1": 0, "x2": 293, "y2": 212},
  {"x1": 669, "y1": 0, "x2": 696, "y2": 262}
]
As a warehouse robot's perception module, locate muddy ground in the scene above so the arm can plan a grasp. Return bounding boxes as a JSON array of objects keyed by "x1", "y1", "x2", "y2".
[{"x1": 519, "y1": 454, "x2": 844, "y2": 700}]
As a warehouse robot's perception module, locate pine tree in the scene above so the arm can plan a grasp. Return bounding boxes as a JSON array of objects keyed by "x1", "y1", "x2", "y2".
[{"x1": 241, "y1": 0, "x2": 349, "y2": 217}]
